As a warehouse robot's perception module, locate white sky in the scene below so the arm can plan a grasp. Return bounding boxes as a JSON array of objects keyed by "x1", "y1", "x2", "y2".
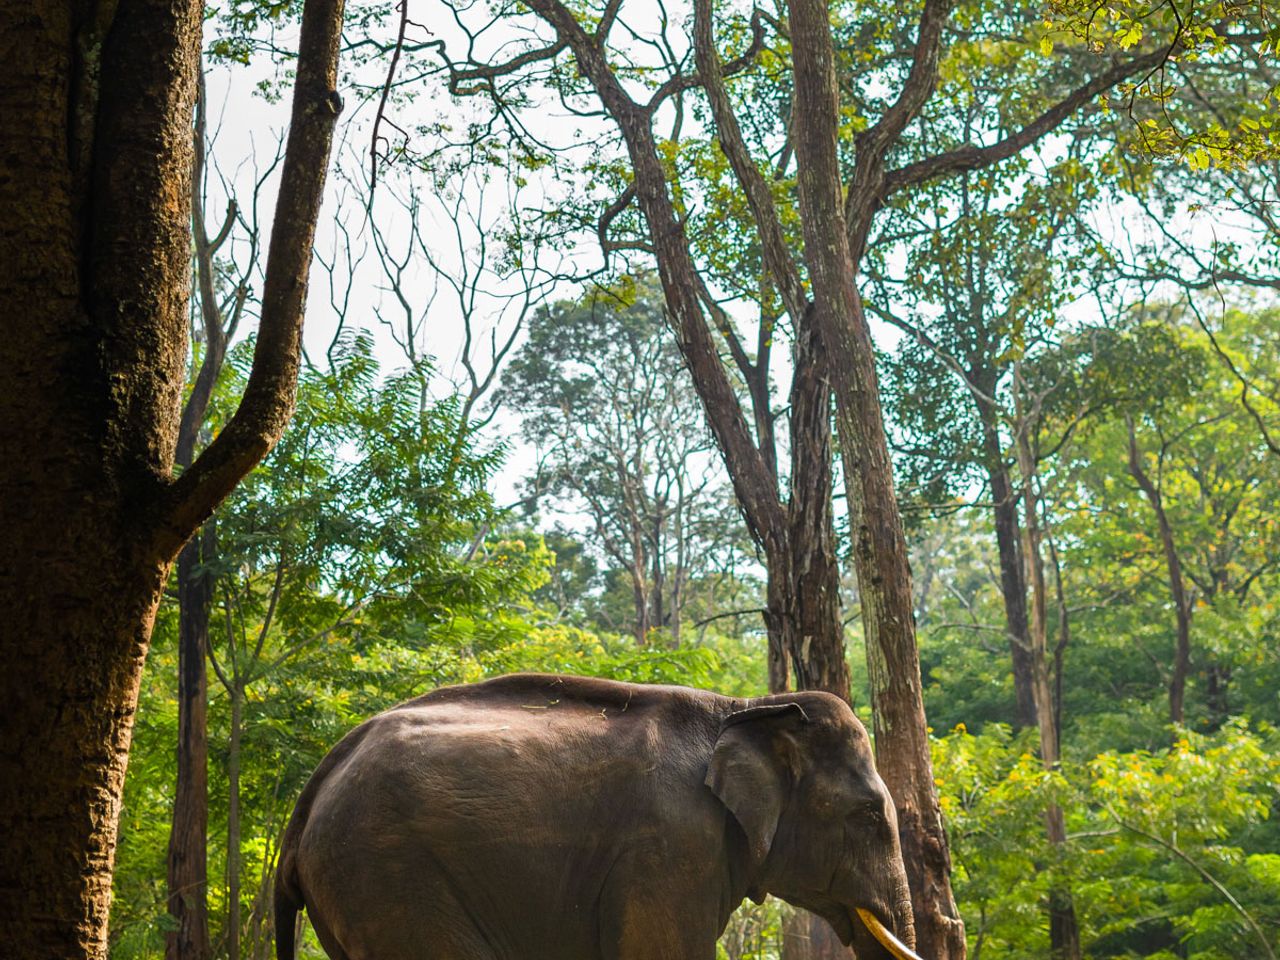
[{"x1": 199, "y1": 9, "x2": 1245, "y2": 524}]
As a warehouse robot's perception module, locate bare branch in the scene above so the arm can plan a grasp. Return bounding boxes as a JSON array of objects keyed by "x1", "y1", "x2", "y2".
[
  {"x1": 693, "y1": 0, "x2": 807, "y2": 326},
  {"x1": 371, "y1": 0, "x2": 412, "y2": 187},
  {"x1": 598, "y1": 181, "x2": 637, "y2": 259},
  {"x1": 645, "y1": 8, "x2": 771, "y2": 115}
]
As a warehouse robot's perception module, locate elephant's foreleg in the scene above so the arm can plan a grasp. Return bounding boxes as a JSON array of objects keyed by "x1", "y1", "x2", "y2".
[{"x1": 599, "y1": 887, "x2": 721, "y2": 960}]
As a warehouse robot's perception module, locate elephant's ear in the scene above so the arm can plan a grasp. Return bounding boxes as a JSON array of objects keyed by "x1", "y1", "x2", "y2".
[{"x1": 705, "y1": 702, "x2": 809, "y2": 869}]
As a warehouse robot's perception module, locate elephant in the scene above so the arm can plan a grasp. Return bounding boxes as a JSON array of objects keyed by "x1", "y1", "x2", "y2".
[{"x1": 274, "y1": 673, "x2": 924, "y2": 960}]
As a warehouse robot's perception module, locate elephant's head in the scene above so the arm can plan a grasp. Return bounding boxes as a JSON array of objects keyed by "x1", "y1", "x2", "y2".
[{"x1": 706, "y1": 692, "x2": 922, "y2": 960}]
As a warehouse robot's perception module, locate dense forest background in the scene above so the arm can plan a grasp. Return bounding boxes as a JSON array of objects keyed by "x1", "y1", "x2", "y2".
[{"x1": 81, "y1": 1, "x2": 1280, "y2": 958}]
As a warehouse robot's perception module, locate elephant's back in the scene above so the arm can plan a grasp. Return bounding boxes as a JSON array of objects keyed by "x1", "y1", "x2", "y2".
[{"x1": 295, "y1": 673, "x2": 729, "y2": 856}]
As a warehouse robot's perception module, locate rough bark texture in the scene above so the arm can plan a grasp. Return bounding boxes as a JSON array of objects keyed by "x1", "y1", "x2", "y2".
[
  {"x1": 0, "y1": 0, "x2": 345, "y2": 954},
  {"x1": 784, "y1": 325, "x2": 851, "y2": 700},
  {"x1": 525, "y1": 0, "x2": 850, "y2": 707},
  {"x1": 782, "y1": 909, "x2": 853, "y2": 960},
  {"x1": 787, "y1": 0, "x2": 964, "y2": 954},
  {"x1": 760, "y1": 335, "x2": 849, "y2": 704},
  {"x1": 0, "y1": 3, "x2": 203, "y2": 954}
]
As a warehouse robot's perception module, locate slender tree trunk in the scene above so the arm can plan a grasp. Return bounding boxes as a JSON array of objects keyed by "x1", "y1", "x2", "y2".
[
  {"x1": 670, "y1": 566, "x2": 683, "y2": 646},
  {"x1": 1205, "y1": 664, "x2": 1230, "y2": 727},
  {"x1": 1125, "y1": 416, "x2": 1192, "y2": 726},
  {"x1": 166, "y1": 72, "x2": 228, "y2": 958},
  {"x1": 650, "y1": 514, "x2": 665, "y2": 635},
  {"x1": 228, "y1": 686, "x2": 244, "y2": 960},
  {"x1": 1015, "y1": 408, "x2": 1081, "y2": 960},
  {"x1": 167, "y1": 526, "x2": 215, "y2": 960},
  {"x1": 979, "y1": 412, "x2": 1038, "y2": 728},
  {"x1": 1047, "y1": 530, "x2": 1072, "y2": 746},
  {"x1": 788, "y1": 0, "x2": 963, "y2": 953},
  {"x1": 631, "y1": 570, "x2": 650, "y2": 645}
]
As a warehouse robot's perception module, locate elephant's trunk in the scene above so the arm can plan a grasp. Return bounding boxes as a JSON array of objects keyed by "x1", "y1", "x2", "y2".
[
  {"x1": 891, "y1": 892, "x2": 916, "y2": 950},
  {"x1": 876, "y1": 854, "x2": 916, "y2": 949}
]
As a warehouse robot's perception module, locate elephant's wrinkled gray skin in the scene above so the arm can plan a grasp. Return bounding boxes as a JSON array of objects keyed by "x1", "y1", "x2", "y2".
[{"x1": 275, "y1": 674, "x2": 918, "y2": 960}]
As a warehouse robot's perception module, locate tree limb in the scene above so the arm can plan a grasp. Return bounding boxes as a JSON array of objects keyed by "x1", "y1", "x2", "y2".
[
  {"x1": 862, "y1": 0, "x2": 954, "y2": 156},
  {"x1": 645, "y1": 7, "x2": 770, "y2": 115},
  {"x1": 883, "y1": 47, "x2": 1169, "y2": 195},
  {"x1": 693, "y1": 0, "x2": 807, "y2": 326},
  {"x1": 1111, "y1": 811, "x2": 1277, "y2": 960},
  {"x1": 161, "y1": 0, "x2": 346, "y2": 554}
]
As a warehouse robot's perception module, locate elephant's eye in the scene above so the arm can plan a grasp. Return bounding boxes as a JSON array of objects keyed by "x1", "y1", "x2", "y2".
[{"x1": 851, "y1": 801, "x2": 885, "y2": 823}]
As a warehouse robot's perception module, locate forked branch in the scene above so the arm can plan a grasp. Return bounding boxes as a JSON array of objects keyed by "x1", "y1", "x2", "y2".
[{"x1": 162, "y1": 0, "x2": 347, "y2": 554}]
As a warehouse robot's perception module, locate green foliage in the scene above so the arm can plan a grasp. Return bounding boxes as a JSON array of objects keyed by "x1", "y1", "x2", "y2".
[
  {"x1": 110, "y1": 334, "x2": 771, "y2": 959},
  {"x1": 936, "y1": 721, "x2": 1280, "y2": 958}
]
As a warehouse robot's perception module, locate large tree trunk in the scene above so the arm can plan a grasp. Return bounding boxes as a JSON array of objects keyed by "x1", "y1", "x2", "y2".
[
  {"x1": 0, "y1": 0, "x2": 344, "y2": 954},
  {"x1": 0, "y1": 2, "x2": 203, "y2": 953},
  {"x1": 785, "y1": 325, "x2": 851, "y2": 701},
  {"x1": 760, "y1": 333, "x2": 848, "y2": 700},
  {"x1": 763, "y1": 569, "x2": 796, "y2": 693},
  {"x1": 787, "y1": 0, "x2": 964, "y2": 954},
  {"x1": 0, "y1": 551, "x2": 172, "y2": 958},
  {"x1": 167, "y1": 528, "x2": 215, "y2": 960}
]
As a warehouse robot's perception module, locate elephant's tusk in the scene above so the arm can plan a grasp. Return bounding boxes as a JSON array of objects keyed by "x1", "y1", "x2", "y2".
[{"x1": 855, "y1": 908, "x2": 926, "y2": 960}]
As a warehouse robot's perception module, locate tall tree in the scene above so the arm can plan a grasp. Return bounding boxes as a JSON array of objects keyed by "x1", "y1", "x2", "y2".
[
  {"x1": 504, "y1": 277, "x2": 746, "y2": 645},
  {"x1": 1058, "y1": 310, "x2": 1280, "y2": 730},
  {"x1": 873, "y1": 157, "x2": 1093, "y2": 731},
  {"x1": 431, "y1": 0, "x2": 850, "y2": 700},
  {"x1": 0, "y1": 2, "x2": 344, "y2": 955},
  {"x1": 413, "y1": 0, "x2": 1266, "y2": 953}
]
